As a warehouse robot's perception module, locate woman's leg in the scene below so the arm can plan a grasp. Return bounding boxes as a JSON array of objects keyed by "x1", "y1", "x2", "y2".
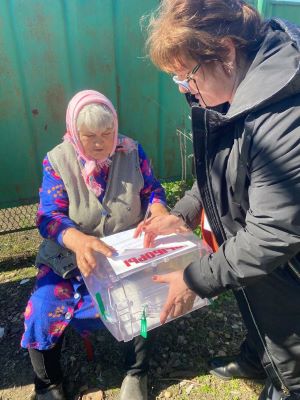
[
  {"x1": 21, "y1": 266, "x2": 73, "y2": 397},
  {"x1": 123, "y1": 332, "x2": 155, "y2": 376},
  {"x1": 119, "y1": 333, "x2": 156, "y2": 400},
  {"x1": 234, "y1": 266, "x2": 300, "y2": 392},
  {"x1": 28, "y1": 335, "x2": 64, "y2": 391}
]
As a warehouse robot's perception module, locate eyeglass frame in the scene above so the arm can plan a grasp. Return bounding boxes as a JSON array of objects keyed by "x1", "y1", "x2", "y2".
[{"x1": 172, "y1": 63, "x2": 201, "y2": 92}]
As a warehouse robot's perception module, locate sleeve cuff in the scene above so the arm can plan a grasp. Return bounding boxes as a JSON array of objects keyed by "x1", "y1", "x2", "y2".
[
  {"x1": 57, "y1": 230, "x2": 67, "y2": 247},
  {"x1": 183, "y1": 256, "x2": 224, "y2": 298}
]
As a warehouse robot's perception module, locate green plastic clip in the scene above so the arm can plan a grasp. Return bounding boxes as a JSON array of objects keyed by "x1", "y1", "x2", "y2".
[
  {"x1": 140, "y1": 307, "x2": 148, "y2": 339},
  {"x1": 95, "y1": 292, "x2": 107, "y2": 320}
]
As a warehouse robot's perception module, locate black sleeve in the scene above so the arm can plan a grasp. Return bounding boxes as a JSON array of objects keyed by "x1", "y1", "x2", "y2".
[{"x1": 171, "y1": 180, "x2": 202, "y2": 230}]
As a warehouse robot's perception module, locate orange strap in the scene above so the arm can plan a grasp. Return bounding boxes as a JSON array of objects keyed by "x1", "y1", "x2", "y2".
[{"x1": 201, "y1": 210, "x2": 219, "y2": 252}]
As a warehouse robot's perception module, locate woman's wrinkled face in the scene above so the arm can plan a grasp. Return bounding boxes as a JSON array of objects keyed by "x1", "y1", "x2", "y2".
[
  {"x1": 173, "y1": 59, "x2": 237, "y2": 107},
  {"x1": 78, "y1": 123, "x2": 114, "y2": 160}
]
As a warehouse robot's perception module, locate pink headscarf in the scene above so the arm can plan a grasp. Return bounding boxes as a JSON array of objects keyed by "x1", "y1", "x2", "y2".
[{"x1": 64, "y1": 90, "x2": 118, "y2": 197}]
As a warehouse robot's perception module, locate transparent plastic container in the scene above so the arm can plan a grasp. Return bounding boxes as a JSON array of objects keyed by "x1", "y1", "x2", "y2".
[{"x1": 83, "y1": 231, "x2": 211, "y2": 342}]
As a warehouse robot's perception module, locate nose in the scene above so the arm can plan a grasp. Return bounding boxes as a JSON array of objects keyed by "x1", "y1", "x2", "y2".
[{"x1": 95, "y1": 137, "x2": 104, "y2": 146}]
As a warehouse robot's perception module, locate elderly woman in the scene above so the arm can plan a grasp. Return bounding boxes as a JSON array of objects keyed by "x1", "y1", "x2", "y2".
[
  {"x1": 21, "y1": 90, "x2": 167, "y2": 400},
  {"x1": 138, "y1": 1, "x2": 300, "y2": 399}
]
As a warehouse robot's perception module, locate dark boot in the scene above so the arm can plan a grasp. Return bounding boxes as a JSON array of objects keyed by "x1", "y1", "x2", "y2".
[
  {"x1": 34, "y1": 383, "x2": 66, "y2": 400},
  {"x1": 119, "y1": 375, "x2": 147, "y2": 400},
  {"x1": 209, "y1": 354, "x2": 267, "y2": 381},
  {"x1": 209, "y1": 333, "x2": 267, "y2": 381}
]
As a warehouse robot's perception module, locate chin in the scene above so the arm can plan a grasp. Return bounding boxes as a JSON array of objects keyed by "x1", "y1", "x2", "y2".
[{"x1": 94, "y1": 152, "x2": 108, "y2": 160}]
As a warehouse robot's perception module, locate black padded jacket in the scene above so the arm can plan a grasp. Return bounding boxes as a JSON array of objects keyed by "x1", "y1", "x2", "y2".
[{"x1": 172, "y1": 19, "x2": 300, "y2": 391}]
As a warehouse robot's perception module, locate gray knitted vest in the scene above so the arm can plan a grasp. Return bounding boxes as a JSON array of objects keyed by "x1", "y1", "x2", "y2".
[{"x1": 36, "y1": 137, "x2": 144, "y2": 278}]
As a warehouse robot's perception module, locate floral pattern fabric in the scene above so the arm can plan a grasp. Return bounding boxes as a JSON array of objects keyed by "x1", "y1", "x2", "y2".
[{"x1": 21, "y1": 265, "x2": 103, "y2": 349}]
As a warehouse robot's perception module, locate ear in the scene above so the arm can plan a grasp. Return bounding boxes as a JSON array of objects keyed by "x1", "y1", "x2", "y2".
[
  {"x1": 221, "y1": 37, "x2": 237, "y2": 72},
  {"x1": 221, "y1": 37, "x2": 236, "y2": 65}
]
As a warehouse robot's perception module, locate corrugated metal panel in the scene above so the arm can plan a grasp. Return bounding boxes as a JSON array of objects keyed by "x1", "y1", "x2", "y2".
[
  {"x1": 0, "y1": 0, "x2": 190, "y2": 209},
  {"x1": 264, "y1": 0, "x2": 300, "y2": 23},
  {"x1": 2, "y1": 0, "x2": 300, "y2": 210},
  {"x1": 253, "y1": 0, "x2": 300, "y2": 20}
]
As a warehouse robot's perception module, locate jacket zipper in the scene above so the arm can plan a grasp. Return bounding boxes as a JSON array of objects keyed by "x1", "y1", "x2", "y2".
[
  {"x1": 202, "y1": 110, "x2": 227, "y2": 245},
  {"x1": 197, "y1": 108, "x2": 290, "y2": 396},
  {"x1": 288, "y1": 260, "x2": 300, "y2": 280}
]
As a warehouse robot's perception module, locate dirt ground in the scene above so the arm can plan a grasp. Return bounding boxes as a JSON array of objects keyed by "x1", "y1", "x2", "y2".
[{"x1": 0, "y1": 231, "x2": 263, "y2": 400}]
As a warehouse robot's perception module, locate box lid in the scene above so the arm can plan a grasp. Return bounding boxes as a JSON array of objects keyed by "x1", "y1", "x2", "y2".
[{"x1": 101, "y1": 228, "x2": 198, "y2": 278}]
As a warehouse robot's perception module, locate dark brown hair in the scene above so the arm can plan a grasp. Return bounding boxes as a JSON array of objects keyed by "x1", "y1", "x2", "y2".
[{"x1": 146, "y1": 0, "x2": 265, "y2": 72}]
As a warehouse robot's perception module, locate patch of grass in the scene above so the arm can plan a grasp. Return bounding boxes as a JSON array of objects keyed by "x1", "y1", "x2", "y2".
[
  {"x1": 162, "y1": 179, "x2": 202, "y2": 238},
  {"x1": 162, "y1": 179, "x2": 194, "y2": 209},
  {"x1": 0, "y1": 265, "x2": 36, "y2": 284},
  {"x1": 153, "y1": 375, "x2": 263, "y2": 400},
  {"x1": 210, "y1": 292, "x2": 235, "y2": 310},
  {"x1": 0, "y1": 230, "x2": 41, "y2": 261}
]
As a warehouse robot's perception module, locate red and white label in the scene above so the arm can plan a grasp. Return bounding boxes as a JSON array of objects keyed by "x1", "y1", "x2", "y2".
[{"x1": 123, "y1": 246, "x2": 185, "y2": 267}]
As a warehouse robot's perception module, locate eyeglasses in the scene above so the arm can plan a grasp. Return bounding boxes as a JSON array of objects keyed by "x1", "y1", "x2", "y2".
[{"x1": 172, "y1": 63, "x2": 201, "y2": 92}]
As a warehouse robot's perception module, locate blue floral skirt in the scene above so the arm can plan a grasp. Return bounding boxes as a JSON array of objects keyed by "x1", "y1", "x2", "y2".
[{"x1": 21, "y1": 265, "x2": 104, "y2": 350}]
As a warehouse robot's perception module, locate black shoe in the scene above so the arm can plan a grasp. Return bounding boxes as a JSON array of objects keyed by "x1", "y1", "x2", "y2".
[
  {"x1": 209, "y1": 355, "x2": 267, "y2": 381},
  {"x1": 120, "y1": 375, "x2": 148, "y2": 400},
  {"x1": 35, "y1": 383, "x2": 66, "y2": 400}
]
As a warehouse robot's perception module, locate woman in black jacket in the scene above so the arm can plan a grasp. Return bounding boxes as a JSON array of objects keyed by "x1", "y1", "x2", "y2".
[{"x1": 137, "y1": 1, "x2": 300, "y2": 398}]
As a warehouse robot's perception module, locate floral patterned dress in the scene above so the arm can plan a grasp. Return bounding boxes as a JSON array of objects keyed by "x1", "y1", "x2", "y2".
[{"x1": 21, "y1": 141, "x2": 166, "y2": 350}]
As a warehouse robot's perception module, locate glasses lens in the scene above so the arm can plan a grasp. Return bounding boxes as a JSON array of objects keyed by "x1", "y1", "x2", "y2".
[{"x1": 172, "y1": 76, "x2": 190, "y2": 91}]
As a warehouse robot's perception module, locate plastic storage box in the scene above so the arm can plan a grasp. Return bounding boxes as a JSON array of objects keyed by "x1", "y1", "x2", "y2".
[{"x1": 83, "y1": 229, "x2": 210, "y2": 342}]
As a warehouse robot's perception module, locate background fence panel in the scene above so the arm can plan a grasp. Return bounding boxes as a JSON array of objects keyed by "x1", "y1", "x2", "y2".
[
  {"x1": 0, "y1": 0, "x2": 190, "y2": 212},
  {"x1": 1, "y1": 0, "x2": 300, "y2": 233},
  {"x1": 264, "y1": 0, "x2": 300, "y2": 24}
]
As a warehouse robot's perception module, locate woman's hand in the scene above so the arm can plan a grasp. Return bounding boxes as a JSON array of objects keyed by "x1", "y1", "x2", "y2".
[
  {"x1": 133, "y1": 214, "x2": 190, "y2": 247},
  {"x1": 153, "y1": 270, "x2": 197, "y2": 324},
  {"x1": 62, "y1": 228, "x2": 115, "y2": 277}
]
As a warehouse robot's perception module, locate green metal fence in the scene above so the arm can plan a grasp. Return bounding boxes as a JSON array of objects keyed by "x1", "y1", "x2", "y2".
[
  {"x1": 0, "y1": 0, "x2": 191, "y2": 210},
  {"x1": 247, "y1": 0, "x2": 258, "y2": 7},
  {"x1": 1, "y1": 0, "x2": 300, "y2": 233},
  {"x1": 252, "y1": 0, "x2": 300, "y2": 22},
  {"x1": 262, "y1": 0, "x2": 300, "y2": 24}
]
